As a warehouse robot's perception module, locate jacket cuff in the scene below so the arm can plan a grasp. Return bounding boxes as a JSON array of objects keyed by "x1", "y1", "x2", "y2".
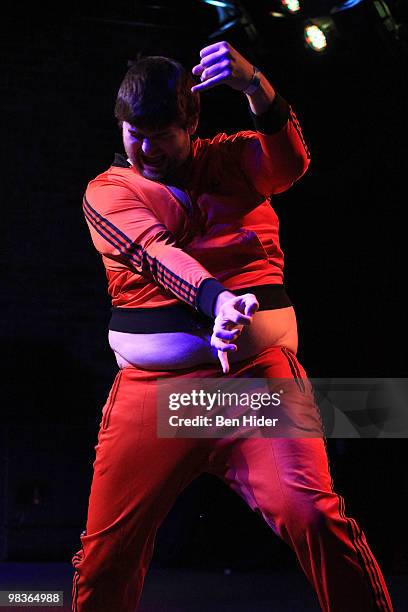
[
  {"x1": 196, "y1": 278, "x2": 229, "y2": 319},
  {"x1": 249, "y1": 93, "x2": 290, "y2": 135}
]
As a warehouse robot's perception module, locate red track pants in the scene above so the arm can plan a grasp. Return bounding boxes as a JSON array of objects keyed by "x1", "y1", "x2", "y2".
[{"x1": 72, "y1": 346, "x2": 393, "y2": 611}]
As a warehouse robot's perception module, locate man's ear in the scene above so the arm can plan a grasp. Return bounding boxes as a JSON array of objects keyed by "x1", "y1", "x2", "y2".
[{"x1": 187, "y1": 117, "x2": 199, "y2": 135}]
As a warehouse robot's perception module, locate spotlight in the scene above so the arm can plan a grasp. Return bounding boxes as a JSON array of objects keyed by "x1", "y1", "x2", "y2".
[
  {"x1": 303, "y1": 17, "x2": 337, "y2": 52},
  {"x1": 281, "y1": 0, "x2": 301, "y2": 14},
  {"x1": 304, "y1": 24, "x2": 327, "y2": 51}
]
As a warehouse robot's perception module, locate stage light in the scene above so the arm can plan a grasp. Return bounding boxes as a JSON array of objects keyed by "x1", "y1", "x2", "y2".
[
  {"x1": 304, "y1": 24, "x2": 327, "y2": 51},
  {"x1": 281, "y1": 0, "x2": 301, "y2": 14},
  {"x1": 303, "y1": 17, "x2": 336, "y2": 52},
  {"x1": 202, "y1": 0, "x2": 234, "y2": 7}
]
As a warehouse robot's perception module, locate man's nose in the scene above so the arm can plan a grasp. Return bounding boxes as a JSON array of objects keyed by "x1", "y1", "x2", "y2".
[{"x1": 142, "y1": 138, "x2": 157, "y2": 155}]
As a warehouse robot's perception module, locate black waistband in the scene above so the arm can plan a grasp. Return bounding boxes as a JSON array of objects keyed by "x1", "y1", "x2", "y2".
[{"x1": 109, "y1": 285, "x2": 292, "y2": 334}]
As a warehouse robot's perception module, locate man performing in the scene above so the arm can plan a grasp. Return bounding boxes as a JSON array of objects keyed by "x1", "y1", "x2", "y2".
[{"x1": 72, "y1": 42, "x2": 393, "y2": 611}]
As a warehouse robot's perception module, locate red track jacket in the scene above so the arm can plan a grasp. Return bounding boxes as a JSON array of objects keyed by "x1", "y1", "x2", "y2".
[{"x1": 83, "y1": 99, "x2": 310, "y2": 319}]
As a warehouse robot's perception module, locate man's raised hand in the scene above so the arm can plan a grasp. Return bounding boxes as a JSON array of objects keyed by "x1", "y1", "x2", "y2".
[{"x1": 191, "y1": 42, "x2": 254, "y2": 93}]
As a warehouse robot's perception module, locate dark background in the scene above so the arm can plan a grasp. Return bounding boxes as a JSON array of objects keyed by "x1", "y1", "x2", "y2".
[{"x1": 1, "y1": 0, "x2": 407, "y2": 587}]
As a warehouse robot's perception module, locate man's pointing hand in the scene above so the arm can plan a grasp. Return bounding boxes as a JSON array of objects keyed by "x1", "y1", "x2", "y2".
[{"x1": 212, "y1": 292, "x2": 259, "y2": 374}]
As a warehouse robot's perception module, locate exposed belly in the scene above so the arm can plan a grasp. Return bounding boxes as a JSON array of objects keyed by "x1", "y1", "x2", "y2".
[{"x1": 108, "y1": 306, "x2": 298, "y2": 370}]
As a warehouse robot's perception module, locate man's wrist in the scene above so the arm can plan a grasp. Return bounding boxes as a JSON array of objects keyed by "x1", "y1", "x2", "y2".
[
  {"x1": 244, "y1": 71, "x2": 277, "y2": 116},
  {"x1": 241, "y1": 66, "x2": 262, "y2": 96},
  {"x1": 214, "y1": 291, "x2": 237, "y2": 317},
  {"x1": 196, "y1": 278, "x2": 231, "y2": 319}
]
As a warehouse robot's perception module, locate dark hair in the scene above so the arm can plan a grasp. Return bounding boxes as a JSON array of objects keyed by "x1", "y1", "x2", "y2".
[{"x1": 114, "y1": 56, "x2": 200, "y2": 132}]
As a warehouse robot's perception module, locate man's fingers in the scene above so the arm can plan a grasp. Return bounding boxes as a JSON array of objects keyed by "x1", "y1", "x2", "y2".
[
  {"x1": 218, "y1": 350, "x2": 230, "y2": 375},
  {"x1": 233, "y1": 294, "x2": 259, "y2": 317},
  {"x1": 212, "y1": 326, "x2": 242, "y2": 341},
  {"x1": 217, "y1": 343, "x2": 237, "y2": 352},
  {"x1": 199, "y1": 50, "x2": 228, "y2": 68},
  {"x1": 211, "y1": 329, "x2": 237, "y2": 351},
  {"x1": 192, "y1": 44, "x2": 234, "y2": 93},
  {"x1": 244, "y1": 299, "x2": 259, "y2": 316},
  {"x1": 215, "y1": 303, "x2": 253, "y2": 327},
  {"x1": 220, "y1": 310, "x2": 252, "y2": 326},
  {"x1": 199, "y1": 61, "x2": 230, "y2": 84},
  {"x1": 191, "y1": 71, "x2": 230, "y2": 93},
  {"x1": 192, "y1": 63, "x2": 204, "y2": 76},
  {"x1": 211, "y1": 335, "x2": 237, "y2": 351},
  {"x1": 199, "y1": 42, "x2": 229, "y2": 59}
]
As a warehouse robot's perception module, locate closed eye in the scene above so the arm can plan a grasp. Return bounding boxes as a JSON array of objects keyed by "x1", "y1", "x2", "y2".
[{"x1": 129, "y1": 130, "x2": 172, "y2": 140}]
